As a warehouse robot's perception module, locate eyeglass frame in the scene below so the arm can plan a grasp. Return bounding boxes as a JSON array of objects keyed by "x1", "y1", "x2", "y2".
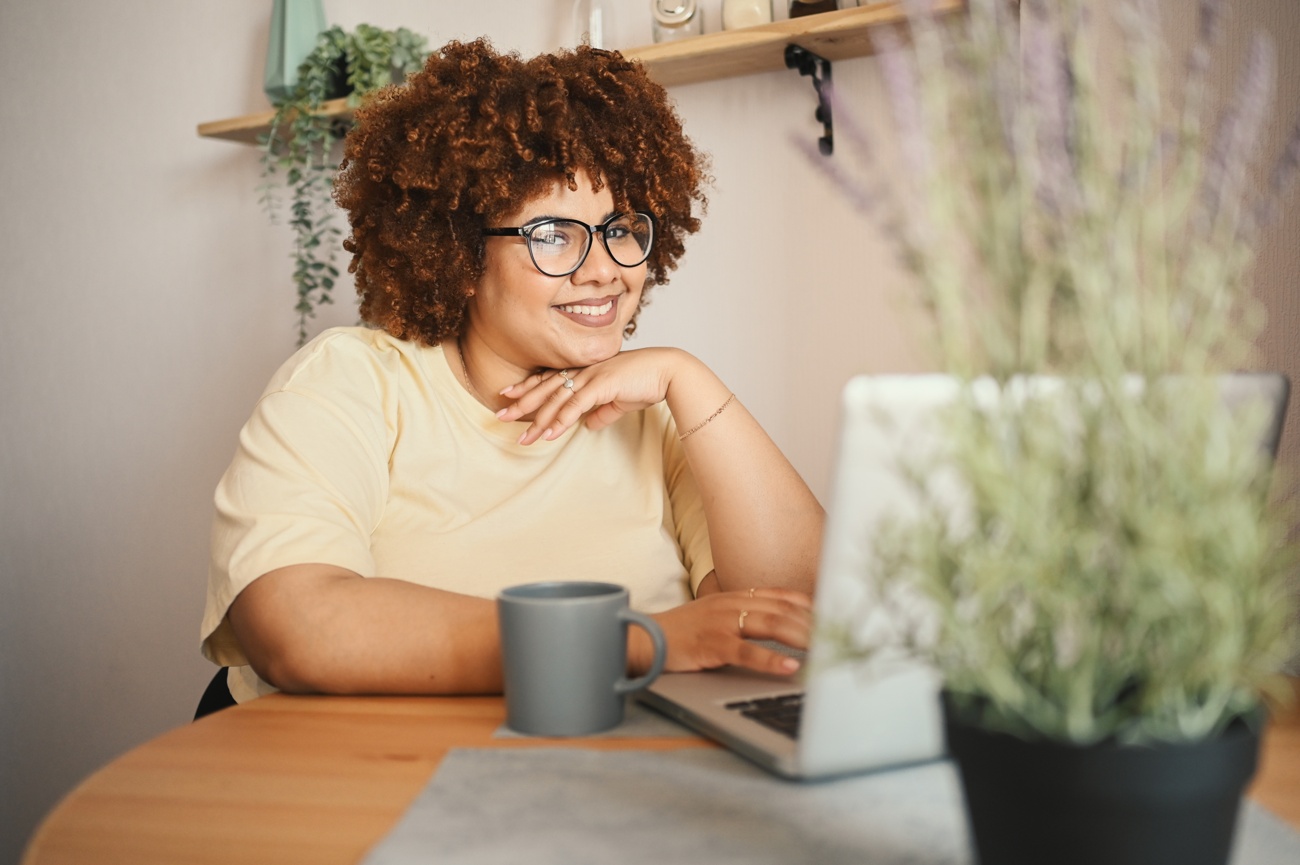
[{"x1": 482, "y1": 211, "x2": 656, "y2": 278}]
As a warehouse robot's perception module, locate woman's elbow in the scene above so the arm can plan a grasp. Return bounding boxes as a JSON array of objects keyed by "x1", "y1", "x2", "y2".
[{"x1": 226, "y1": 566, "x2": 356, "y2": 694}]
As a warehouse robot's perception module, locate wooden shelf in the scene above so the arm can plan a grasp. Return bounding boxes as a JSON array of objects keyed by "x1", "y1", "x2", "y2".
[
  {"x1": 197, "y1": 1, "x2": 963, "y2": 145},
  {"x1": 196, "y1": 97, "x2": 352, "y2": 145},
  {"x1": 629, "y1": 0, "x2": 960, "y2": 86}
]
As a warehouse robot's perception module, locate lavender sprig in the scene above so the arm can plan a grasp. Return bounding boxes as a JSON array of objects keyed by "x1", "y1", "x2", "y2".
[
  {"x1": 871, "y1": 25, "x2": 932, "y2": 199},
  {"x1": 1198, "y1": 32, "x2": 1276, "y2": 238},
  {"x1": 1185, "y1": 0, "x2": 1226, "y2": 128},
  {"x1": 1023, "y1": 0, "x2": 1079, "y2": 220},
  {"x1": 1249, "y1": 116, "x2": 1300, "y2": 238},
  {"x1": 823, "y1": 82, "x2": 881, "y2": 185}
]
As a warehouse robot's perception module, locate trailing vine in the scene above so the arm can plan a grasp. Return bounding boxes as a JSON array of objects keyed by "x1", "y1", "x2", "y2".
[{"x1": 260, "y1": 24, "x2": 428, "y2": 345}]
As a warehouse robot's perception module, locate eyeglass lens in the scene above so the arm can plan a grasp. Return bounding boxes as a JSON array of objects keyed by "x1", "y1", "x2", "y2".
[{"x1": 527, "y1": 213, "x2": 653, "y2": 277}]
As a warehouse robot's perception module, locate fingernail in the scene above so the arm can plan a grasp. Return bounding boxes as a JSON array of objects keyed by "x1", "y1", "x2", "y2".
[
  {"x1": 499, "y1": 386, "x2": 513, "y2": 395},
  {"x1": 543, "y1": 427, "x2": 557, "y2": 441},
  {"x1": 782, "y1": 658, "x2": 801, "y2": 672},
  {"x1": 496, "y1": 408, "x2": 509, "y2": 419},
  {"x1": 517, "y1": 431, "x2": 529, "y2": 445}
]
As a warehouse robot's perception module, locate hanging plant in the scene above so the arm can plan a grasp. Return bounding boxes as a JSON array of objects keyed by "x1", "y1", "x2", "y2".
[{"x1": 260, "y1": 24, "x2": 428, "y2": 345}]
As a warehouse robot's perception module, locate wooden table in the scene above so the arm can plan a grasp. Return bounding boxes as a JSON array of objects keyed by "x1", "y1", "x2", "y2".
[{"x1": 22, "y1": 682, "x2": 1300, "y2": 865}]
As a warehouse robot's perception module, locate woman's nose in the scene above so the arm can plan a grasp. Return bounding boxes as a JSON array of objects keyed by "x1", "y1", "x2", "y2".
[{"x1": 571, "y1": 231, "x2": 620, "y2": 284}]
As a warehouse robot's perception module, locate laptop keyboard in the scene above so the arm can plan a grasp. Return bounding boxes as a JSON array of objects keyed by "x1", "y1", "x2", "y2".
[{"x1": 725, "y1": 692, "x2": 804, "y2": 739}]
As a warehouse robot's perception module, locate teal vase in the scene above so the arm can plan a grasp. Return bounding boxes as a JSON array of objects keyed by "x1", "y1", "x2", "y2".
[{"x1": 263, "y1": 0, "x2": 327, "y2": 103}]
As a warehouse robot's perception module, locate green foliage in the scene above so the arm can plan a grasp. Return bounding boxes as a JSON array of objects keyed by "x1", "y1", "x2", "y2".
[
  {"x1": 260, "y1": 24, "x2": 428, "y2": 345},
  {"x1": 813, "y1": 0, "x2": 1299, "y2": 744},
  {"x1": 862, "y1": 377, "x2": 1296, "y2": 745}
]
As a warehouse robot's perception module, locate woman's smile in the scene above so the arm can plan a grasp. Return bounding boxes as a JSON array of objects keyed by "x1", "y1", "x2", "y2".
[{"x1": 553, "y1": 293, "x2": 621, "y2": 327}]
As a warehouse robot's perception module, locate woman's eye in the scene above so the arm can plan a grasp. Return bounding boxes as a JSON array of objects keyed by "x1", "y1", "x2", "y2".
[{"x1": 531, "y1": 227, "x2": 570, "y2": 248}]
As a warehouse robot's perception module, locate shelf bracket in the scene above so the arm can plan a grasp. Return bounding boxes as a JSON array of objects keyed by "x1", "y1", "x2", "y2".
[{"x1": 784, "y1": 44, "x2": 833, "y2": 156}]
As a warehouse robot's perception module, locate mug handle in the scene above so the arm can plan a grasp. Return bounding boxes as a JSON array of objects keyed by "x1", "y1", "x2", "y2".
[{"x1": 615, "y1": 609, "x2": 667, "y2": 694}]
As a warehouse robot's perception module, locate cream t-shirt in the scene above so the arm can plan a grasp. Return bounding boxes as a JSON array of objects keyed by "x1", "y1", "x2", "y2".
[{"x1": 201, "y1": 327, "x2": 714, "y2": 702}]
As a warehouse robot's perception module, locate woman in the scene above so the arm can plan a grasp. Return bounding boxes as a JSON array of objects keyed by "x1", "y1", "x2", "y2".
[{"x1": 199, "y1": 39, "x2": 824, "y2": 706}]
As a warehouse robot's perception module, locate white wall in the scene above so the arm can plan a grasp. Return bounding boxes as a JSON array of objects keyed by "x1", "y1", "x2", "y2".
[{"x1": 2, "y1": 2, "x2": 1297, "y2": 862}]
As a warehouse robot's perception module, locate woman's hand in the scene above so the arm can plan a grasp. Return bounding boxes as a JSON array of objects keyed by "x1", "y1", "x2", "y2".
[
  {"x1": 629, "y1": 589, "x2": 815, "y2": 677},
  {"x1": 497, "y1": 348, "x2": 685, "y2": 445}
]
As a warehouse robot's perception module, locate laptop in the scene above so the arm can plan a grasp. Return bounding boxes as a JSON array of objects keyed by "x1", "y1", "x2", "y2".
[{"x1": 637, "y1": 373, "x2": 1290, "y2": 780}]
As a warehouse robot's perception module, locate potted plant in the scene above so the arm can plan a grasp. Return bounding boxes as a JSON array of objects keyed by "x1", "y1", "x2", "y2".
[
  {"x1": 260, "y1": 23, "x2": 428, "y2": 345},
  {"x1": 807, "y1": 1, "x2": 1298, "y2": 863}
]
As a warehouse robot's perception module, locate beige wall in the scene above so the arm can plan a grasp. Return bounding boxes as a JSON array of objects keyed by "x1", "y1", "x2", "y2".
[
  {"x1": 1236, "y1": 1, "x2": 1300, "y2": 521},
  {"x1": 1, "y1": 1, "x2": 1296, "y2": 860}
]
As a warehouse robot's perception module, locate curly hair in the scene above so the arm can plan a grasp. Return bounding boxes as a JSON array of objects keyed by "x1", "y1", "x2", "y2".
[{"x1": 334, "y1": 38, "x2": 709, "y2": 346}]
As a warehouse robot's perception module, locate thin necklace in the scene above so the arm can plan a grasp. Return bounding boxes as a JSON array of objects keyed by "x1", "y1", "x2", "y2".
[{"x1": 456, "y1": 338, "x2": 487, "y2": 405}]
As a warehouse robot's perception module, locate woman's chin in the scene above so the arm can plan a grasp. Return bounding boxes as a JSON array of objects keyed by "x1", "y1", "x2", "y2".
[{"x1": 560, "y1": 338, "x2": 624, "y2": 369}]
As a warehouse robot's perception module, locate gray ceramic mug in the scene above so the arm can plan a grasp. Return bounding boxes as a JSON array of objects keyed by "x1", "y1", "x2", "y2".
[{"x1": 498, "y1": 581, "x2": 668, "y2": 736}]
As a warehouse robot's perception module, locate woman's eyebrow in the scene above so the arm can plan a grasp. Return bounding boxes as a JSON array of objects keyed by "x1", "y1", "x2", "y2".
[
  {"x1": 521, "y1": 210, "x2": 621, "y2": 226},
  {"x1": 519, "y1": 213, "x2": 562, "y2": 226}
]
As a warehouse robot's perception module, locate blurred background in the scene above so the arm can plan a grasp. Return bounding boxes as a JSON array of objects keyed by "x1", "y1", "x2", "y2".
[{"x1": 2, "y1": 2, "x2": 1297, "y2": 861}]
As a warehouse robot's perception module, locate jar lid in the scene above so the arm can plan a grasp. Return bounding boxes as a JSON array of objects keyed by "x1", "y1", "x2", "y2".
[{"x1": 653, "y1": 0, "x2": 697, "y2": 26}]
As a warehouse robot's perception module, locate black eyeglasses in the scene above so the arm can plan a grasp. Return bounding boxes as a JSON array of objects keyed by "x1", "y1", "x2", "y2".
[{"x1": 483, "y1": 211, "x2": 655, "y2": 277}]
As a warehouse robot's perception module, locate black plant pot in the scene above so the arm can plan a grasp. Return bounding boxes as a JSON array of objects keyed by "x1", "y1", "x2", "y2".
[
  {"x1": 322, "y1": 55, "x2": 351, "y2": 101},
  {"x1": 942, "y1": 694, "x2": 1263, "y2": 865}
]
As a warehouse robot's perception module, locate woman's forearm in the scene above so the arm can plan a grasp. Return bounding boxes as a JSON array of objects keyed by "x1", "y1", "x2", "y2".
[
  {"x1": 231, "y1": 562, "x2": 817, "y2": 695},
  {"x1": 664, "y1": 352, "x2": 825, "y2": 595},
  {"x1": 228, "y1": 564, "x2": 504, "y2": 695}
]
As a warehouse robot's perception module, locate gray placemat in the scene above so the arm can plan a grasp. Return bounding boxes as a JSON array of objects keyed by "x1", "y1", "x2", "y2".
[
  {"x1": 364, "y1": 747, "x2": 970, "y2": 865},
  {"x1": 362, "y1": 747, "x2": 1300, "y2": 865},
  {"x1": 1235, "y1": 805, "x2": 1300, "y2": 865},
  {"x1": 492, "y1": 697, "x2": 696, "y2": 739}
]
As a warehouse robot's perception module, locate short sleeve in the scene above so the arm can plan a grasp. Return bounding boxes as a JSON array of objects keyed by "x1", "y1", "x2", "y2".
[{"x1": 200, "y1": 332, "x2": 396, "y2": 666}]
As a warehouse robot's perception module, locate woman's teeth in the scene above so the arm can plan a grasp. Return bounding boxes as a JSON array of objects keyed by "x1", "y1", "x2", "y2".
[{"x1": 557, "y1": 300, "x2": 613, "y2": 316}]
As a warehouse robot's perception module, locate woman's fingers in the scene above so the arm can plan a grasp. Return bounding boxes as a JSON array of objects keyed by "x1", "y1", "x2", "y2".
[
  {"x1": 749, "y1": 587, "x2": 816, "y2": 611},
  {"x1": 499, "y1": 350, "x2": 676, "y2": 445},
  {"x1": 644, "y1": 590, "x2": 815, "y2": 677},
  {"x1": 583, "y1": 401, "x2": 628, "y2": 432},
  {"x1": 737, "y1": 606, "x2": 813, "y2": 652},
  {"x1": 508, "y1": 369, "x2": 632, "y2": 444},
  {"x1": 524, "y1": 373, "x2": 588, "y2": 443},
  {"x1": 497, "y1": 369, "x2": 571, "y2": 420},
  {"x1": 496, "y1": 369, "x2": 583, "y2": 443},
  {"x1": 498, "y1": 369, "x2": 551, "y2": 400},
  {"x1": 733, "y1": 640, "x2": 804, "y2": 676}
]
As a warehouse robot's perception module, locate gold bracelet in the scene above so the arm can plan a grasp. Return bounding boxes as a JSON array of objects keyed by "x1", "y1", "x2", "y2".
[{"x1": 679, "y1": 393, "x2": 736, "y2": 440}]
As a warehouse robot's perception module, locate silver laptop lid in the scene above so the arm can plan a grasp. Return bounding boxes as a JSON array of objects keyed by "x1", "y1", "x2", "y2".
[{"x1": 798, "y1": 376, "x2": 960, "y2": 777}]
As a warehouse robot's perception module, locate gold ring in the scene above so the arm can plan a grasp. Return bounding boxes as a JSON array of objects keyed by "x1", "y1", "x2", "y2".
[
  {"x1": 738, "y1": 610, "x2": 749, "y2": 633},
  {"x1": 558, "y1": 370, "x2": 575, "y2": 390}
]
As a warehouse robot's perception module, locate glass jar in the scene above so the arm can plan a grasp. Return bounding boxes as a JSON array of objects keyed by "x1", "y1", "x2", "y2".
[
  {"x1": 573, "y1": 0, "x2": 617, "y2": 49},
  {"x1": 722, "y1": 0, "x2": 773, "y2": 30},
  {"x1": 652, "y1": 0, "x2": 704, "y2": 42}
]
